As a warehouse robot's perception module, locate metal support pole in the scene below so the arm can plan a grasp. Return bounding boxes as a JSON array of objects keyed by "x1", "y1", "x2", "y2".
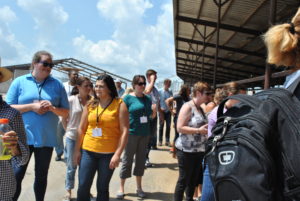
[
  {"x1": 264, "y1": 0, "x2": 277, "y2": 89},
  {"x1": 201, "y1": 26, "x2": 207, "y2": 81},
  {"x1": 213, "y1": 0, "x2": 221, "y2": 89}
]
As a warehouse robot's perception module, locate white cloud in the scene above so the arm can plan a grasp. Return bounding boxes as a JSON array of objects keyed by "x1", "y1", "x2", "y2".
[
  {"x1": 97, "y1": 0, "x2": 153, "y2": 21},
  {"x1": 73, "y1": 0, "x2": 175, "y2": 79},
  {"x1": 17, "y1": 0, "x2": 68, "y2": 26},
  {"x1": 0, "y1": 6, "x2": 17, "y2": 23},
  {"x1": 17, "y1": 0, "x2": 68, "y2": 49},
  {"x1": 0, "y1": 6, "x2": 26, "y2": 63}
]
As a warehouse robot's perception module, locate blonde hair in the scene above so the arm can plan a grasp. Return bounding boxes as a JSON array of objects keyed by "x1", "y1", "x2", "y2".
[
  {"x1": 121, "y1": 87, "x2": 134, "y2": 99},
  {"x1": 263, "y1": 8, "x2": 300, "y2": 68},
  {"x1": 192, "y1": 82, "x2": 211, "y2": 97},
  {"x1": 214, "y1": 88, "x2": 227, "y2": 105}
]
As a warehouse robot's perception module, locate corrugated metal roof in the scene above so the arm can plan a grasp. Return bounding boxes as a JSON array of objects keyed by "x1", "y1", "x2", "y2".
[{"x1": 173, "y1": 0, "x2": 300, "y2": 86}]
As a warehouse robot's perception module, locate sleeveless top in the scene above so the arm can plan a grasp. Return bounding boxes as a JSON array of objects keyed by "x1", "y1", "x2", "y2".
[
  {"x1": 175, "y1": 101, "x2": 207, "y2": 153},
  {"x1": 82, "y1": 98, "x2": 123, "y2": 153}
]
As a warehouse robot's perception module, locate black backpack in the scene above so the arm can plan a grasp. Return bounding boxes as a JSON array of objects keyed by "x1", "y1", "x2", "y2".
[{"x1": 205, "y1": 81, "x2": 300, "y2": 201}]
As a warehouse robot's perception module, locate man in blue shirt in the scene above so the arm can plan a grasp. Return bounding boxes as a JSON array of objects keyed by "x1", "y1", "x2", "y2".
[
  {"x1": 115, "y1": 78, "x2": 125, "y2": 97},
  {"x1": 144, "y1": 69, "x2": 161, "y2": 167},
  {"x1": 159, "y1": 79, "x2": 173, "y2": 146}
]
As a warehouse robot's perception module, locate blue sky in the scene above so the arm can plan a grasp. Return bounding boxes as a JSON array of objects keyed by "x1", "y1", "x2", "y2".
[{"x1": 0, "y1": 0, "x2": 176, "y2": 81}]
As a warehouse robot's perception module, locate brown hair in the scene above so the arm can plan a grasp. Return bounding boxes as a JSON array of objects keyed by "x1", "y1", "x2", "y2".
[
  {"x1": 31, "y1": 50, "x2": 53, "y2": 69},
  {"x1": 71, "y1": 76, "x2": 91, "y2": 95},
  {"x1": 192, "y1": 82, "x2": 211, "y2": 97},
  {"x1": 132, "y1": 75, "x2": 146, "y2": 89},
  {"x1": 146, "y1": 69, "x2": 157, "y2": 77},
  {"x1": 164, "y1": 79, "x2": 171, "y2": 85},
  {"x1": 223, "y1": 82, "x2": 240, "y2": 96},
  {"x1": 179, "y1": 84, "x2": 190, "y2": 101},
  {"x1": 263, "y1": 8, "x2": 300, "y2": 68},
  {"x1": 88, "y1": 74, "x2": 118, "y2": 109},
  {"x1": 214, "y1": 88, "x2": 227, "y2": 105}
]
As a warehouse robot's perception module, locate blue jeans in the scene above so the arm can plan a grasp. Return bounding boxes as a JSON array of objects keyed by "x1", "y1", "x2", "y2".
[
  {"x1": 65, "y1": 137, "x2": 77, "y2": 190},
  {"x1": 77, "y1": 150, "x2": 114, "y2": 201},
  {"x1": 200, "y1": 163, "x2": 215, "y2": 201},
  {"x1": 13, "y1": 146, "x2": 53, "y2": 201},
  {"x1": 55, "y1": 121, "x2": 66, "y2": 157}
]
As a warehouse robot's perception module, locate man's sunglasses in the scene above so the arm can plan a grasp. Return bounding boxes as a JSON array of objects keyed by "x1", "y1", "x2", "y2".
[
  {"x1": 137, "y1": 82, "x2": 146, "y2": 86},
  {"x1": 39, "y1": 61, "x2": 54, "y2": 68}
]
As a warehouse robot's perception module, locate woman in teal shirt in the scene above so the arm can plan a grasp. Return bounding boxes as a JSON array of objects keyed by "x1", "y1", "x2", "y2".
[{"x1": 117, "y1": 75, "x2": 152, "y2": 199}]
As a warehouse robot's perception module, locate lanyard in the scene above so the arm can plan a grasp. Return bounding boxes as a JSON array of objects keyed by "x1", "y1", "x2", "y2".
[
  {"x1": 96, "y1": 99, "x2": 113, "y2": 126},
  {"x1": 135, "y1": 93, "x2": 147, "y2": 115},
  {"x1": 192, "y1": 100, "x2": 207, "y2": 121},
  {"x1": 140, "y1": 96, "x2": 147, "y2": 116},
  {"x1": 34, "y1": 77, "x2": 48, "y2": 101}
]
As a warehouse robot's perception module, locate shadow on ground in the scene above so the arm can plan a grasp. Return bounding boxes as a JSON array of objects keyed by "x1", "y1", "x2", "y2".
[
  {"x1": 123, "y1": 191, "x2": 174, "y2": 201},
  {"x1": 146, "y1": 162, "x2": 178, "y2": 171},
  {"x1": 71, "y1": 197, "x2": 132, "y2": 201}
]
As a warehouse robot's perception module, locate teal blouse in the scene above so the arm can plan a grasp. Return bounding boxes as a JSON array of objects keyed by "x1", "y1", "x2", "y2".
[{"x1": 123, "y1": 94, "x2": 152, "y2": 136}]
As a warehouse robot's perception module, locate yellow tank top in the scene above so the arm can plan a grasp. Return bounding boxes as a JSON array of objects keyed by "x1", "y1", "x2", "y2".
[{"x1": 82, "y1": 98, "x2": 123, "y2": 153}]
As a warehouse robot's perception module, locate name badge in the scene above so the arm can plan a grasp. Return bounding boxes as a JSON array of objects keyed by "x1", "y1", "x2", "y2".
[
  {"x1": 140, "y1": 116, "x2": 148, "y2": 124},
  {"x1": 33, "y1": 100, "x2": 40, "y2": 103},
  {"x1": 92, "y1": 128, "x2": 102, "y2": 137}
]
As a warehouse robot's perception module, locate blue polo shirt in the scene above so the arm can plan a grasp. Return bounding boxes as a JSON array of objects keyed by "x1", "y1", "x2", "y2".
[{"x1": 6, "y1": 73, "x2": 69, "y2": 147}]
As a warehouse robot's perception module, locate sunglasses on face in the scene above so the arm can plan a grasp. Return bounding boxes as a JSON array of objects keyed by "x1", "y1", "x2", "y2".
[
  {"x1": 39, "y1": 61, "x2": 54, "y2": 68},
  {"x1": 137, "y1": 82, "x2": 146, "y2": 86}
]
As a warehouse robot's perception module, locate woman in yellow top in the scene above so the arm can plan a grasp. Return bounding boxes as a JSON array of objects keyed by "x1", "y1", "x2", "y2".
[{"x1": 74, "y1": 74, "x2": 129, "y2": 201}]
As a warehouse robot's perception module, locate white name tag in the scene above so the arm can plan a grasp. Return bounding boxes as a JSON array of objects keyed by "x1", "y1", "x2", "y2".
[
  {"x1": 92, "y1": 128, "x2": 102, "y2": 137},
  {"x1": 140, "y1": 116, "x2": 148, "y2": 124},
  {"x1": 33, "y1": 100, "x2": 39, "y2": 103}
]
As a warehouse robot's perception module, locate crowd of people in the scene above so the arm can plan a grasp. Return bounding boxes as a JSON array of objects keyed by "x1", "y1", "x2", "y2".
[
  {"x1": 0, "y1": 51, "x2": 247, "y2": 201},
  {"x1": 1, "y1": 7, "x2": 300, "y2": 201}
]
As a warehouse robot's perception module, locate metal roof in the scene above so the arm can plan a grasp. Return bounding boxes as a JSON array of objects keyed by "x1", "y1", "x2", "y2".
[
  {"x1": 3, "y1": 58, "x2": 131, "y2": 83},
  {"x1": 173, "y1": 0, "x2": 300, "y2": 87}
]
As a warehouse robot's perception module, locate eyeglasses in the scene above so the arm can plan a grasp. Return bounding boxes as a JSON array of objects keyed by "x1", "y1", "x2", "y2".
[
  {"x1": 137, "y1": 82, "x2": 146, "y2": 86},
  {"x1": 39, "y1": 61, "x2": 54, "y2": 68}
]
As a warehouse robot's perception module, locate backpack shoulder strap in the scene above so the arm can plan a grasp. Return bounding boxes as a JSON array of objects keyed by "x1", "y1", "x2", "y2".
[
  {"x1": 287, "y1": 75, "x2": 300, "y2": 94},
  {"x1": 217, "y1": 94, "x2": 261, "y2": 118}
]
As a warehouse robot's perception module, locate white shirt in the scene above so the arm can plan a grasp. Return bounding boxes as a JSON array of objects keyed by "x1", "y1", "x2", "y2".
[{"x1": 63, "y1": 82, "x2": 75, "y2": 97}]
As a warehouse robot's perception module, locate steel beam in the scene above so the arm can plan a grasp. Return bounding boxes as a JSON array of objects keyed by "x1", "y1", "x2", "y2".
[
  {"x1": 177, "y1": 36, "x2": 265, "y2": 58},
  {"x1": 176, "y1": 15, "x2": 261, "y2": 36},
  {"x1": 216, "y1": 70, "x2": 291, "y2": 88},
  {"x1": 177, "y1": 63, "x2": 245, "y2": 80},
  {"x1": 177, "y1": 57, "x2": 259, "y2": 75},
  {"x1": 177, "y1": 70, "x2": 229, "y2": 83},
  {"x1": 176, "y1": 49, "x2": 265, "y2": 69}
]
